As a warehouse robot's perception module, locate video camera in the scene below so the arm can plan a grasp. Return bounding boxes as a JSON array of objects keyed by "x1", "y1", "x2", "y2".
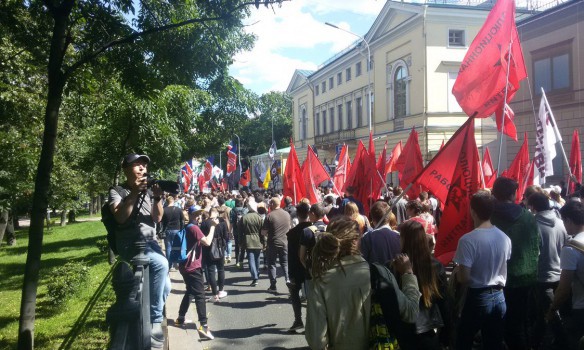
[{"x1": 145, "y1": 174, "x2": 180, "y2": 195}]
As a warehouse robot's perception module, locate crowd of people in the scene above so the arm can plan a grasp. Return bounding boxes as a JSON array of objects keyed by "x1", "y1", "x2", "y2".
[{"x1": 110, "y1": 153, "x2": 584, "y2": 349}]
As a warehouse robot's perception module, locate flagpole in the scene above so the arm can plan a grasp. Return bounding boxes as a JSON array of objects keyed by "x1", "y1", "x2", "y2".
[
  {"x1": 478, "y1": 159, "x2": 486, "y2": 188},
  {"x1": 542, "y1": 88, "x2": 572, "y2": 179},
  {"x1": 496, "y1": 40, "x2": 514, "y2": 176}
]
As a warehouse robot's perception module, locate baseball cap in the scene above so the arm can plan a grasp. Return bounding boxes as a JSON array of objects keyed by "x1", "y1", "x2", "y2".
[
  {"x1": 122, "y1": 153, "x2": 150, "y2": 168},
  {"x1": 187, "y1": 205, "x2": 201, "y2": 214}
]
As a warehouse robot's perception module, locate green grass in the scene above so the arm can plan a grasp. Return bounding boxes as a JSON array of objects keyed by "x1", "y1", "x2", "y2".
[{"x1": 0, "y1": 220, "x2": 115, "y2": 350}]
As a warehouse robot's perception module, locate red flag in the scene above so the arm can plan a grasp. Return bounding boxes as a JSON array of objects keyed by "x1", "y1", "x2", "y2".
[
  {"x1": 227, "y1": 150, "x2": 237, "y2": 175},
  {"x1": 377, "y1": 141, "x2": 388, "y2": 180},
  {"x1": 569, "y1": 130, "x2": 582, "y2": 194},
  {"x1": 181, "y1": 169, "x2": 190, "y2": 193},
  {"x1": 239, "y1": 168, "x2": 250, "y2": 187},
  {"x1": 452, "y1": 0, "x2": 527, "y2": 118},
  {"x1": 495, "y1": 103, "x2": 517, "y2": 141},
  {"x1": 505, "y1": 133, "x2": 530, "y2": 202},
  {"x1": 439, "y1": 139, "x2": 445, "y2": 151},
  {"x1": 282, "y1": 141, "x2": 305, "y2": 204},
  {"x1": 302, "y1": 145, "x2": 330, "y2": 204},
  {"x1": 386, "y1": 141, "x2": 402, "y2": 174},
  {"x1": 395, "y1": 128, "x2": 424, "y2": 198},
  {"x1": 482, "y1": 147, "x2": 497, "y2": 188},
  {"x1": 204, "y1": 158, "x2": 213, "y2": 181},
  {"x1": 333, "y1": 145, "x2": 350, "y2": 196},
  {"x1": 410, "y1": 118, "x2": 481, "y2": 263},
  {"x1": 365, "y1": 132, "x2": 383, "y2": 210},
  {"x1": 344, "y1": 141, "x2": 366, "y2": 193}
]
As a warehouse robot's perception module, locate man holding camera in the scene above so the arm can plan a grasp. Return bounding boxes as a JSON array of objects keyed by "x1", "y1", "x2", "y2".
[{"x1": 108, "y1": 153, "x2": 169, "y2": 346}]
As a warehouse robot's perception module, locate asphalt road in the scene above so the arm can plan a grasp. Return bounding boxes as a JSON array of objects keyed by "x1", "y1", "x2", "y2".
[{"x1": 201, "y1": 256, "x2": 310, "y2": 350}]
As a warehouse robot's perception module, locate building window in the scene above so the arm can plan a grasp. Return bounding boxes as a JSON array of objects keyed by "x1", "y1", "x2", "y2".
[
  {"x1": 534, "y1": 52, "x2": 570, "y2": 94},
  {"x1": 356, "y1": 97, "x2": 363, "y2": 127},
  {"x1": 315, "y1": 85, "x2": 319, "y2": 96},
  {"x1": 448, "y1": 72, "x2": 463, "y2": 112},
  {"x1": 329, "y1": 77, "x2": 334, "y2": 90},
  {"x1": 337, "y1": 72, "x2": 342, "y2": 85},
  {"x1": 394, "y1": 66, "x2": 408, "y2": 118},
  {"x1": 329, "y1": 107, "x2": 335, "y2": 133},
  {"x1": 337, "y1": 104, "x2": 343, "y2": 130},
  {"x1": 449, "y1": 29, "x2": 465, "y2": 47},
  {"x1": 356, "y1": 62, "x2": 362, "y2": 77},
  {"x1": 322, "y1": 110, "x2": 327, "y2": 134},
  {"x1": 322, "y1": 81, "x2": 326, "y2": 93},
  {"x1": 346, "y1": 101, "x2": 353, "y2": 129},
  {"x1": 346, "y1": 67, "x2": 352, "y2": 82},
  {"x1": 300, "y1": 107, "x2": 307, "y2": 140},
  {"x1": 315, "y1": 112, "x2": 320, "y2": 135}
]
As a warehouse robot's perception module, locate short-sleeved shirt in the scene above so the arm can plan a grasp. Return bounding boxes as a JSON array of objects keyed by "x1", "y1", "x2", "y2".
[
  {"x1": 262, "y1": 208, "x2": 291, "y2": 247},
  {"x1": 453, "y1": 226, "x2": 512, "y2": 289},
  {"x1": 179, "y1": 224, "x2": 205, "y2": 271},
  {"x1": 108, "y1": 186, "x2": 156, "y2": 242},
  {"x1": 560, "y1": 232, "x2": 584, "y2": 309}
]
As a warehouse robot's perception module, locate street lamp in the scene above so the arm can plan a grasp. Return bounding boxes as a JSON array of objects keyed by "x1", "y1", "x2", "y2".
[{"x1": 325, "y1": 22, "x2": 372, "y2": 132}]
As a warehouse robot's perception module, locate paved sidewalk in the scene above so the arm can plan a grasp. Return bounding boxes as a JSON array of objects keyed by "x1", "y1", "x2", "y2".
[{"x1": 166, "y1": 268, "x2": 205, "y2": 350}]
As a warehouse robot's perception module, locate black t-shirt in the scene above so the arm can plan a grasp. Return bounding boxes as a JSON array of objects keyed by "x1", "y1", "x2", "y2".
[
  {"x1": 287, "y1": 222, "x2": 313, "y2": 282},
  {"x1": 200, "y1": 218, "x2": 229, "y2": 259},
  {"x1": 162, "y1": 206, "x2": 183, "y2": 231}
]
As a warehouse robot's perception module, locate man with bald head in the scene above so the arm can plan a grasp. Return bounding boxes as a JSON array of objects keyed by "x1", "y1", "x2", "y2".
[{"x1": 262, "y1": 197, "x2": 291, "y2": 293}]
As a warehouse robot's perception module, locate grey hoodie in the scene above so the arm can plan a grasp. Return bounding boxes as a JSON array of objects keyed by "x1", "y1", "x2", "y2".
[{"x1": 536, "y1": 210, "x2": 568, "y2": 283}]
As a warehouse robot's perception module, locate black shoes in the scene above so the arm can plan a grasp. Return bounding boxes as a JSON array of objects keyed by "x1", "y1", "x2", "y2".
[
  {"x1": 250, "y1": 279, "x2": 258, "y2": 286},
  {"x1": 288, "y1": 320, "x2": 304, "y2": 332}
]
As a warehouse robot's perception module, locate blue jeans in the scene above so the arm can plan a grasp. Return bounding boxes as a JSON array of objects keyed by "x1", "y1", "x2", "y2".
[
  {"x1": 225, "y1": 240, "x2": 232, "y2": 259},
  {"x1": 163, "y1": 229, "x2": 179, "y2": 267},
  {"x1": 456, "y1": 287, "x2": 506, "y2": 350},
  {"x1": 145, "y1": 241, "x2": 170, "y2": 323},
  {"x1": 248, "y1": 249, "x2": 262, "y2": 281}
]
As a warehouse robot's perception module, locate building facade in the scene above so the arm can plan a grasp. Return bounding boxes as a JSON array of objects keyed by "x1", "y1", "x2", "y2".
[{"x1": 511, "y1": 0, "x2": 584, "y2": 187}]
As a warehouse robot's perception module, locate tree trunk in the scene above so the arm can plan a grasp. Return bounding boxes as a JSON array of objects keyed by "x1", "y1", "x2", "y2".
[
  {"x1": 0, "y1": 209, "x2": 8, "y2": 246},
  {"x1": 60, "y1": 210, "x2": 67, "y2": 226},
  {"x1": 6, "y1": 211, "x2": 16, "y2": 246},
  {"x1": 18, "y1": 2, "x2": 72, "y2": 348}
]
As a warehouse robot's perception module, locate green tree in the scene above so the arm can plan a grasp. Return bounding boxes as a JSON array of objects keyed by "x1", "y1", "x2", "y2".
[
  {"x1": 0, "y1": 1, "x2": 288, "y2": 348},
  {"x1": 240, "y1": 91, "x2": 293, "y2": 158}
]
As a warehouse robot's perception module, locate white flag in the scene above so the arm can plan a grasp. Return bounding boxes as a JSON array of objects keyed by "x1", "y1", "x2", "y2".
[{"x1": 533, "y1": 91, "x2": 561, "y2": 185}]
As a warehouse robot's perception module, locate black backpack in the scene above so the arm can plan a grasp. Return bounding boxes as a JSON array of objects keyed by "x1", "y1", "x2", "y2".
[{"x1": 101, "y1": 186, "x2": 126, "y2": 255}]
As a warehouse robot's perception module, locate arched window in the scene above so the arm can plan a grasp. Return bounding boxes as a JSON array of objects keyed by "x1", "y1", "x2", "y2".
[{"x1": 394, "y1": 66, "x2": 407, "y2": 118}]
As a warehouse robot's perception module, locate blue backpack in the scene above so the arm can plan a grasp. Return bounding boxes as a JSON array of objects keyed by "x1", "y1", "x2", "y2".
[{"x1": 169, "y1": 224, "x2": 192, "y2": 264}]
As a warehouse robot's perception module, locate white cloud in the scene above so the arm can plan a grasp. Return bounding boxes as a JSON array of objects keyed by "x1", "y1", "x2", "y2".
[{"x1": 230, "y1": 0, "x2": 384, "y2": 94}]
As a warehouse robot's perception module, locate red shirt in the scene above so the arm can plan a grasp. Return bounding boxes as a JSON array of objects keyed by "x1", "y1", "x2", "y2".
[{"x1": 179, "y1": 223, "x2": 205, "y2": 272}]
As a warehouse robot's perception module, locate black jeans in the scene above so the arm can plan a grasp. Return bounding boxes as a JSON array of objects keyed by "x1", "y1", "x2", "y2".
[
  {"x1": 206, "y1": 258, "x2": 225, "y2": 295},
  {"x1": 288, "y1": 278, "x2": 303, "y2": 322},
  {"x1": 504, "y1": 286, "x2": 531, "y2": 350},
  {"x1": 179, "y1": 268, "x2": 207, "y2": 325}
]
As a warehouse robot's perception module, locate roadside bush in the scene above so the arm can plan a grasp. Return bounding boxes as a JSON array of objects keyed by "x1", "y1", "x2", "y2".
[
  {"x1": 46, "y1": 261, "x2": 89, "y2": 306},
  {"x1": 96, "y1": 238, "x2": 109, "y2": 253}
]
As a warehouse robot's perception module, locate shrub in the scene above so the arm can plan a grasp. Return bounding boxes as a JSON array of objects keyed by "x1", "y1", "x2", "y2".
[
  {"x1": 46, "y1": 261, "x2": 89, "y2": 306},
  {"x1": 96, "y1": 238, "x2": 109, "y2": 253}
]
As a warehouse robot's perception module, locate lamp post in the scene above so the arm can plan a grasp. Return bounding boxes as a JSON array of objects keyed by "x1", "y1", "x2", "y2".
[{"x1": 325, "y1": 22, "x2": 372, "y2": 132}]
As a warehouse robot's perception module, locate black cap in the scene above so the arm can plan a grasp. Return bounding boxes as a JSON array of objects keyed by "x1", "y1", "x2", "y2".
[{"x1": 122, "y1": 153, "x2": 150, "y2": 168}]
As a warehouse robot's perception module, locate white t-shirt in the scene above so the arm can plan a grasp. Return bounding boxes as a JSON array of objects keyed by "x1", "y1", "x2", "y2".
[
  {"x1": 560, "y1": 232, "x2": 584, "y2": 309},
  {"x1": 454, "y1": 226, "x2": 512, "y2": 288}
]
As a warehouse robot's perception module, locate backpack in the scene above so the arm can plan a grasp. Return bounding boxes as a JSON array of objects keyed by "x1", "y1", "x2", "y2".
[
  {"x1": 101, "y1": 186, "x2": 126, "y2": 255},
  {"x1": 231, "y1": 207, "x2": 248, "y2": 238},
  {"x1": 305, "y1": 223, "x2": 327, "y2": 275},
  {"x1": 169, "y1": 224, "x2": 192, "y2": 264},
  {"x1": 369, "y1": 262, "x2": 417, "y2": 349}
]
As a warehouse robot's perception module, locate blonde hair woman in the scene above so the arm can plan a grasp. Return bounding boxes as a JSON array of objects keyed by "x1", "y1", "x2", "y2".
[
  {"x1": 305, "y1": 217, "x2": 371, "y2": 350},
  {"x1": 344, "y1": 201, "x2": 370, "y2": 235}
]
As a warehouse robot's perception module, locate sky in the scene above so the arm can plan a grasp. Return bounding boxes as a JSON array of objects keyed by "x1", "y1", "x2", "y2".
[{"x1": 229, "y1": 0, "x2": 386, "y2": 95}]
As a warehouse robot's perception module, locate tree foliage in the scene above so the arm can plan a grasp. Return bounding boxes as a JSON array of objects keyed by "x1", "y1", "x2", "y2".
[{"x1": 0, "y1": 0, "x2": 290, "y2": 348}]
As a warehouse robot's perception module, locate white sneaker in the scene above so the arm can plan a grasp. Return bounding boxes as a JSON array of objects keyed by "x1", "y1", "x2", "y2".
[{"x1": 218, "y1": 290, "x2": 228, "y2": 299}]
